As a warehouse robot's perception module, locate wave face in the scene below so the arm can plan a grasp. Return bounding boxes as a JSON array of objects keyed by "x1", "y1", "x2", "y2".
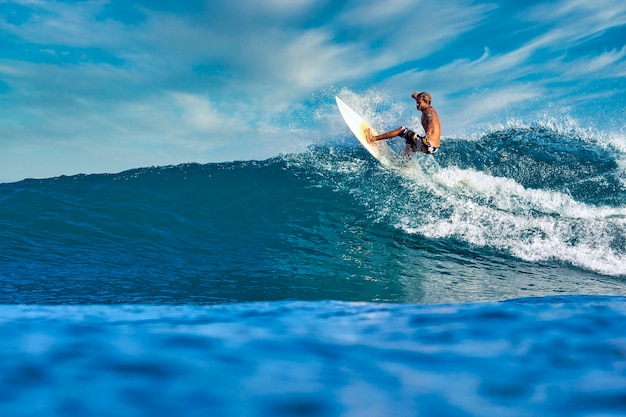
[{"x1": 1, "y1": 127, "x2": 625, "y2": 304}]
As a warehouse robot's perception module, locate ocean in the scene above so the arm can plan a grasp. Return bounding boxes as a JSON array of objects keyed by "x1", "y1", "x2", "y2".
[{"x1": 1, "y1": 126, "x2": 626, "y2": 416}]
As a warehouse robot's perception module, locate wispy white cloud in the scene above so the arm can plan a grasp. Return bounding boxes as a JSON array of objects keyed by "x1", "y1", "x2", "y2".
[
  {"x1": 373, "y1": 0, "x2": 626, "y2": 132},
  {"x1": 0, "y1": 0, "x2": 127, "y2": 48}
]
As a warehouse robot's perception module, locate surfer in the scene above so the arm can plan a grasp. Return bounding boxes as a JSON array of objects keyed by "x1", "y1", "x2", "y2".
[{"x1": 365, "y1": 91, "x2": 441, "y2": 156}]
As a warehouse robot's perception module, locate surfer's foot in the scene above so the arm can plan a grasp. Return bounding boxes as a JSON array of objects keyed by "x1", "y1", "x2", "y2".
[{"x1": 364, "y1": 128, "x2": 374, "y2": 143}]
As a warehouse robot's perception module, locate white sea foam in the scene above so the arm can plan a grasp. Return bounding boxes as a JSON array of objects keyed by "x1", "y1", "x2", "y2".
[{"x1": 398, "y1": 165, "x2": 626, "y2": 276}]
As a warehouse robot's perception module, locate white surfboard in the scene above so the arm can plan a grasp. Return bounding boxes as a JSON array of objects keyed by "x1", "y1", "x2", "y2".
[{"x1": 335, "y1": 96, "x2": 399, "y2": 167}]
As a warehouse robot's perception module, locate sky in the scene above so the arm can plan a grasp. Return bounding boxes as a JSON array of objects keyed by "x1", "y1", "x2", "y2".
[{"x1": 0, "y1": 0, "x2": 625, "y2": 183}]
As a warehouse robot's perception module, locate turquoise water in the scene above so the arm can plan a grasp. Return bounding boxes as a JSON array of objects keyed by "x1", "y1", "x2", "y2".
[{"x1": 1, "y1": 127, "x2": 626, "y2": 416}]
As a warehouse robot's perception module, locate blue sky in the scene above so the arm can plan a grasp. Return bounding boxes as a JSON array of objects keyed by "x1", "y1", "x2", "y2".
[{"x1": 1, "y1": 0, "x2": 625, "y2": 182}]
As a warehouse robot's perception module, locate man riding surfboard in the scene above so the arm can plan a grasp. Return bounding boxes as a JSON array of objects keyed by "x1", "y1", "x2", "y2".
[{"x1": 365, "y1": 91, "x2": 441, "y2": 157}]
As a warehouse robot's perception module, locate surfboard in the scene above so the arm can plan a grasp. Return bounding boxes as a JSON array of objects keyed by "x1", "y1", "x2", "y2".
[{"x1": 335, "y1": 96, "x2": 398, "y2": 167}]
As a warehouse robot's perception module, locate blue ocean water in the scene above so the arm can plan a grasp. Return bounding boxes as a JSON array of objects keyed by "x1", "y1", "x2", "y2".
[{"x1": 1, "y1": 126, "x2": 626, "y2": 416}]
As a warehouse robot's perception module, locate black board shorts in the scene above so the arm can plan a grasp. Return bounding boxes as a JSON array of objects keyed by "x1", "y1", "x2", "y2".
[{"x1": 399, "y1": 127, "x2": 439, "y2": 154}]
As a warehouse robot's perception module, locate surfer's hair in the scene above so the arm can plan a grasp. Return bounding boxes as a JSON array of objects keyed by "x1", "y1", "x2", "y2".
[{"x1": 417, "y1": 92, "x2": 432, "y2": 105}]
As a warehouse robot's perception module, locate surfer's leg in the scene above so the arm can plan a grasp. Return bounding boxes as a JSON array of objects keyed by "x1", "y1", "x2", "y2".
[
  {"x1": 368, "y1": 127, "x2": 405, "y2": 143},
  {"x1": 385, "y1": 127, "x2": 405, "y2": 139}
]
